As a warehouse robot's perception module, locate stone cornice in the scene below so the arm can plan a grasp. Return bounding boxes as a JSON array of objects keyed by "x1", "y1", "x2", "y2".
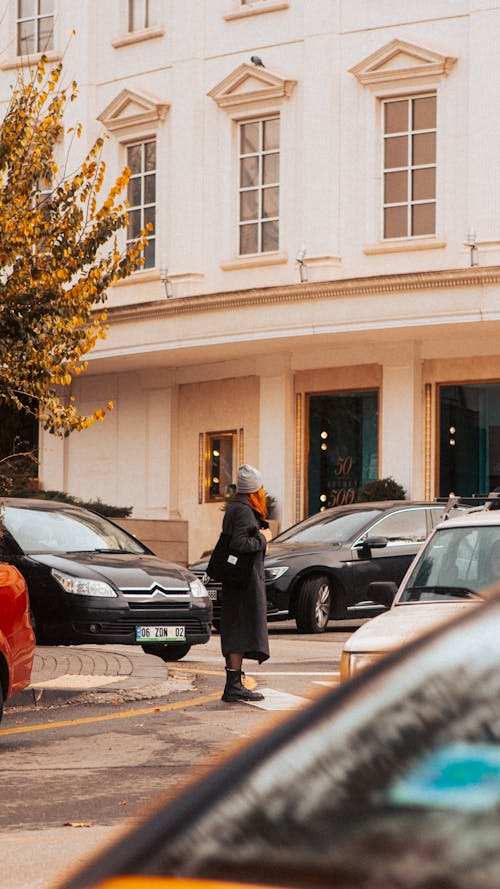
[{"x1": 105, "y1": 266, "x2": 500, "y2": 325}]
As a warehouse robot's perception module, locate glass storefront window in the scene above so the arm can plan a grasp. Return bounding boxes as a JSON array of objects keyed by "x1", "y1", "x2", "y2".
[
  {"x1": 307, "y1": 391, "x2": 379, "y2": 515},
  {"x1": 439, "y1": 383, "x2": 500, "y2": 497},
  {"x1": 204, "y1": 431, "x2": 237, "y2": 501}
]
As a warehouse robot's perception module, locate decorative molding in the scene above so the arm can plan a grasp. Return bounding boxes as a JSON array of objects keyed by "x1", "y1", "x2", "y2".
[
  {"x1": 1, "y1": 50, "x2": 62, "y2": 72},
  {"x1": 98, "y1": 88, "x2": 170, "y2": 134},
  {"x1": 424, "y1": 383, "x2": 432, "y2": 500},
  {"x1": 113, "y1": 268, "x2": 162, "y2": 287},
  {"x1": 238, "y1": 428, "x2": 245, "y2": 466},
  {"x1": 221, "y1": 251, "x2": 288, "y2": 271},
  {"x1": 364, "y1": 238, "x2": 446, "y2": 255},
  {"x1": 350, "y1": 39, "x2": 457, "y2": 86},
  {"x1": 208, "y1": 62, "x2": 297, "y2": 111},
  {"x1": 112, "y1": 26, "x2": 165, "y2": 49},
  {"x1": 106, "y1": 265, "x2": 500, "y2": 324},
  {"x1": 198, "y1": 433, "x2": 204, "y2": 504},
  {"x1": 224, "y1": 1, "x2": 289, "y2": 21},
  {"x1": 295, "y1": 393, "x2": 302, "y2": 523},
  {"x1": 306, "y1": 255, "x2": 342, "y2": 268}
]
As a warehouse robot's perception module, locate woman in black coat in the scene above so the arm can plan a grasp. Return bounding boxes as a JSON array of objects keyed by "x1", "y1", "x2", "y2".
[{"x1": 220, "y1": 464, "x2": 273, "y2": 703}]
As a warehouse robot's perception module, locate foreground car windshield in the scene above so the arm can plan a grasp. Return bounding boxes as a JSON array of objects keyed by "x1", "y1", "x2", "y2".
[
  {"x1": 274, "y1": 508, "x2": 383, "y2": 544},
  {"x1": 399, "y1": 523, "x2": 500, "y2": 602},
  {"x1": 2, "y1": 506, "x2": 146, "y2": 555}
]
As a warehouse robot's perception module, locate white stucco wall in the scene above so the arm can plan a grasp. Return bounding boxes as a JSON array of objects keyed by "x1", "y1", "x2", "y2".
[{"x1": 23, "y1": 1, "x2": 500, "y2": 559}]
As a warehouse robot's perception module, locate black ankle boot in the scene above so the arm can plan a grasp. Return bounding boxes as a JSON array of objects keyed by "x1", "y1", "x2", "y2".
[{"x1": 222, "y1": 668, "x2": 264, "y2": 703}]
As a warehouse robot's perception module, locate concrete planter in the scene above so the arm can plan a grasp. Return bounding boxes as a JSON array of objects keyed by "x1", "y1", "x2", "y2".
[{"x1": 116, "y1": 518, "x2": 188, "y2": 566}]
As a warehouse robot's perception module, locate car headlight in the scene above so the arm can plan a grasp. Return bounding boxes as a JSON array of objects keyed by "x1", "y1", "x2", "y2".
[
  {"x1": 190, "y1": 579, "x2": 208, "y2": 598},
  {"x1": 340, "y1": 651, "x2": 352, "y2": 682},
  {"x1": 340, "y1": 650, "x2": 381, "y2": 680},
  {"x1": 264, "y1": 566, "x2": 289, "y2": 581},
  {"x1": 52, "y1": 569, "x2": 118, "y2": 598}
]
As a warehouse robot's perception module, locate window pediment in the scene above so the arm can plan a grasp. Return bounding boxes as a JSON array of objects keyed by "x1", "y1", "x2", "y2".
[
  {"x1": 208, "y1": 63, "x2": 296, "y2": 110},
  {"x1": 98, "y1": 88, "x2": 170, "y2": 134},
  {"x1": 350, "y1": 39, "x2": 456, "y2": 86}
]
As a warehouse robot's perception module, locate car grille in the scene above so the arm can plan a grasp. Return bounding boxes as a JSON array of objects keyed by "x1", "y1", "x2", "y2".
[
  {"x1": 127, "y1": 601, "x2": 191, "y2": 611},
  {"x1": 120, "y1": 586, "x2": 190, "y2": 598}
]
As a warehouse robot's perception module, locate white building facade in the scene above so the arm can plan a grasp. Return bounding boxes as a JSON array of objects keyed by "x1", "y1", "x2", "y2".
[{"x1": 4, "y1": 0, "x2": 500, "y2": 561}]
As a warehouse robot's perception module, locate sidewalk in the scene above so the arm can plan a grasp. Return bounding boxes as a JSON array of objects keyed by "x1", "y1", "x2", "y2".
[{"x1": 13, "y1": 644, "x2": 196, "y2": 709}]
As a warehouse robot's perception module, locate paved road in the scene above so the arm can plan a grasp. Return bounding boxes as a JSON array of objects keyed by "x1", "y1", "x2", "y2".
[{"x1": 0, "y1": 624, "x2": 354, "y2": 889}]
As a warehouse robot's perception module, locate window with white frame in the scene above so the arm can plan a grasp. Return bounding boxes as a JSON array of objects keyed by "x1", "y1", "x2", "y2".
[
  {"x1": 126, "y1": 139, "x2": 156, "y2": 269},
  {"x1": 382, "y1": 94, "x2": 436, "y2": 239},
  {"x1": 128, "y1": 0, "x2": 151, "y2": 32},
  {"x1": 17, "y1": 0, "x2": 53, "y2": 55},
  {"x1": 238, "y1": 116, "x2": 280, "y2": 255}
]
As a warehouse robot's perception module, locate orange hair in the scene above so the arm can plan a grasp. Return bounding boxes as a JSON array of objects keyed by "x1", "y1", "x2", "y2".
[{"x1": 247, "y1": 486, "x2": 267, "y2": 520}]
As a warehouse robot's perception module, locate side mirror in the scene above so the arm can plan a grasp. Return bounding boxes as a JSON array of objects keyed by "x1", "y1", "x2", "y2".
[
  {"x1": 367, "y1": 580, "x2": 398, "y2": 609},
  {"x1": 354, "y1": 536, "x2": 388, "y2": 552}
]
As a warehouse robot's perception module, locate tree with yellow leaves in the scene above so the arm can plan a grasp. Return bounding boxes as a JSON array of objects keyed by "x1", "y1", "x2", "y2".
[{"x1": 0, "y1": 57, "x2": 148, "y2": 438}]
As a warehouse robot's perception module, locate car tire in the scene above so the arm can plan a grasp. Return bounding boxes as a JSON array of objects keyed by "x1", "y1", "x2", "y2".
[
  {"x1": 141, "y1": 643, "x2": 191, "y2": 661},
  {"x1": 295, "y1": 575, "x2": 331, "y2": 633},
  {"x1": 0, "y1": 681, "x2": 4, "y2": 724},
  {"x1": 29, "y1": 609, "x2": 44, "y2": 644}
]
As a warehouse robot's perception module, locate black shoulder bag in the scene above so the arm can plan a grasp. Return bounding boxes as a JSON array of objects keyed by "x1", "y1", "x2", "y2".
[{"x1": 207, "y1": 532, "x2": 256, "y2": 586}]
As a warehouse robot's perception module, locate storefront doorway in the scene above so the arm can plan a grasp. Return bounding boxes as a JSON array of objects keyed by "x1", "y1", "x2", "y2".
[
  {"x1": 307, "y1": 391, "x2": 379, "y2": 515},
  {"x1": 439, "y1": 382, "x2": 500, "y2": 497}
]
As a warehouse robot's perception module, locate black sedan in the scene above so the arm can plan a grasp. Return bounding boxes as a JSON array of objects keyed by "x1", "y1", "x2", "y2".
[
  {"x1": 190, "y1": 500, "x2": 448, "y2": 633},
  {"x1": 0, "y1": 498, "x2": 212, "y2": 661}
]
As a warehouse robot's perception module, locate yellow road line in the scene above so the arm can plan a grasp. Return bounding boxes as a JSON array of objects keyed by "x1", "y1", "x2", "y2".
[{"x1": 0, "y1": 692, "x2": 221, "y2": 736}]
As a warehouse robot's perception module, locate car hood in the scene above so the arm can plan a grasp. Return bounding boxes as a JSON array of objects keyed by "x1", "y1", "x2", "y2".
[
  {"x1": 28, "y1": 552, "x2": 194, "y2": 591},
  {"x1": 343, "y1": 600, "x2": 476, "y2": 654},
  {"x1": 190, "y1": 540, "x2": 343, "y2": 572},
  {"x1": 265, "y1": 541, "x2": 343, "y2": 561}
]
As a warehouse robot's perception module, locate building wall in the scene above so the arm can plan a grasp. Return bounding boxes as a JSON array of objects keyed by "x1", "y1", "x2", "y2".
[{"x1": 20, "y1": 1, "x2": 500, "y2": 560}]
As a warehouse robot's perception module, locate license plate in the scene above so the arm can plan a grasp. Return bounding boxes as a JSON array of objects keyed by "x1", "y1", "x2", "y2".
[{"x1": 135, "y1": 625, "x2": 186, "y2": 642}]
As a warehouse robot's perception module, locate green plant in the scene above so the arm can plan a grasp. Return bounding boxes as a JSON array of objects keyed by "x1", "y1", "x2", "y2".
[
  {"x1": 10, "y1": 488, "x2": 132, "y2": 517},
  {"x1": 357, "y1": 476, "x2": 407, "y2": 502}
]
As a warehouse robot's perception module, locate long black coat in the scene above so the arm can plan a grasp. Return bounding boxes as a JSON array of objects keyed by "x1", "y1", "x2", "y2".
[{"x1": 219, "y1": 494, "x2": 270, "y2": 664}]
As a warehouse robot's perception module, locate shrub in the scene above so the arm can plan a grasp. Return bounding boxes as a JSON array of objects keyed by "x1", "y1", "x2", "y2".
[
  {"x1": 357, "y1": 476, "x2": 407, "y2": 502},
  {"x1": 10, "y1": 488, "x2": 132, "y2": 518}
]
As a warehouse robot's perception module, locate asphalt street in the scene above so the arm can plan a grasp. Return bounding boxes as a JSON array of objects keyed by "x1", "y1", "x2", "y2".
[{"x1": 1, "y1": 627, "x2": 350, "y2": 889}]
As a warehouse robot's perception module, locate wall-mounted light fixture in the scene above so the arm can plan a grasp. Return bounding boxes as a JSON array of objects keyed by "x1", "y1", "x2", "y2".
[
  {"x1": 467, "y1": 227, "x2": 479, "y2": 267},
  {"x1": 159, "y1": 264, "x2": 174, "y2": 297},
  {"x1": 296, "y1": 243, "x2": 308, "y2": 283}
]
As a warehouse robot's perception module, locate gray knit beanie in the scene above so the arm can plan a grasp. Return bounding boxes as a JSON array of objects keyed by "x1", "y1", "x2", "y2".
[{"x1": 237, "y1": 463, "x2": 263, "y2": 494}]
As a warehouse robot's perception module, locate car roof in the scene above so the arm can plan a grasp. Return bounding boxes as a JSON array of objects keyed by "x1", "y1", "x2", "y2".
[
  {"x1": 435, "y1": 508, "x2": 500, "y2": 530},
  {"x1": 305, "y1": 500, "x2": 444, "y2": 519}
]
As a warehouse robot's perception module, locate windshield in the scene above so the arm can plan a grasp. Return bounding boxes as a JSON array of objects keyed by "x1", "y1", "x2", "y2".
[
  {"x1": 2, "y1": 505, "x2": 147, "y2": 555},
  {"x1": 399, "y1": 523, "x2": 500, "y2": 602},
  {"x1": 274, "y1": 509, "x2": 383, "y2": 545}
]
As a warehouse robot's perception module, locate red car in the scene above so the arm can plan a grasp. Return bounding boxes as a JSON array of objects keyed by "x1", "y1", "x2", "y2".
[{"x1": 0, "y1": 562, "x2": 35, "y2": 721}]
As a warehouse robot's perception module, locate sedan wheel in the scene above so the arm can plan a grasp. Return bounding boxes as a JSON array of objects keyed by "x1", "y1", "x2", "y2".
[
  {"x1": 141, "y1": 643, "x2": 191, "y2": 662},
  {"x1": 295, "y1": 575, "x2": 332, "y2": 633},
  {"x1": 0, "y1": 682, "x2": 4, "y2": 724}
]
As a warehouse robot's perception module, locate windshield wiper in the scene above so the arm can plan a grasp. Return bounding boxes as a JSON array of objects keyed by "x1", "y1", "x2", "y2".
[
  {"x1": 66, "y1": 548, "x2": 138, "y2": 555},
  {"x1": 406, "y1": 585, "x2": 482, "y2": 600}
]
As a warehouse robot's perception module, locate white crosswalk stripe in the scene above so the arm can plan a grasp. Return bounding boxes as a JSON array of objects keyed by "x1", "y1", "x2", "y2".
[{"x1": 242, "y1": 688, "x2": 309, "y2": 710}]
